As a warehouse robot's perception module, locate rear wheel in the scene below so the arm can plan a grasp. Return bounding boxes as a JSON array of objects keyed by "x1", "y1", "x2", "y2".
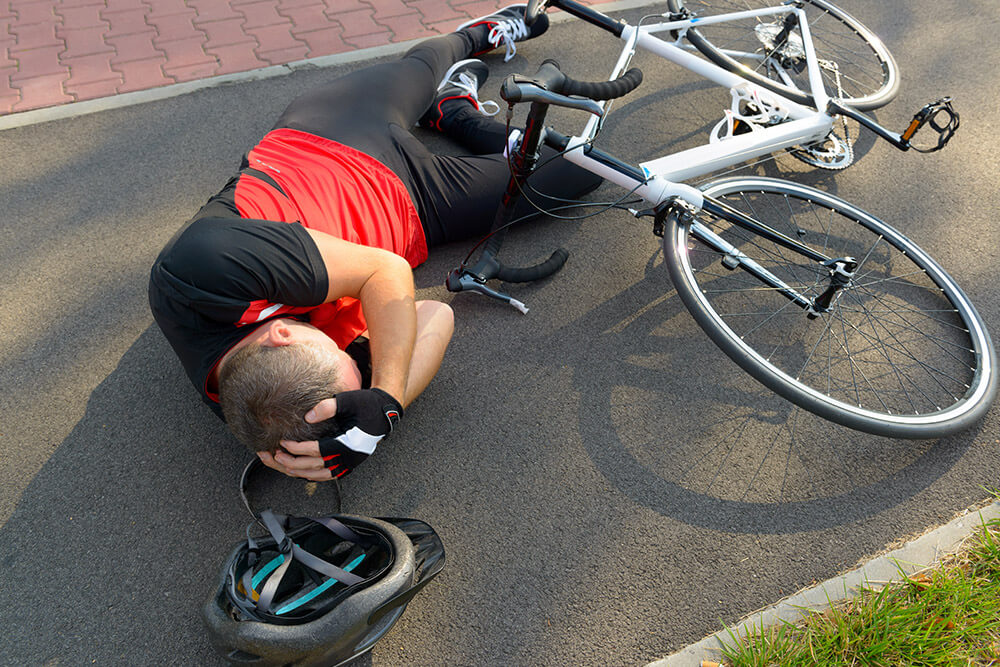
[
  {"x1": 666, "y1": 0, "x2": 899, "y2": 111},
  {"x1": 664, "y1": 177, "x2": 997, "y2": 438}
]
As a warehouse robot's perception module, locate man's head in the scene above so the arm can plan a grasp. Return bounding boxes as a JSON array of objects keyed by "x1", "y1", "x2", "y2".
[{"x1": 218, "y1": 319, "x2": 362, "y2": 453}]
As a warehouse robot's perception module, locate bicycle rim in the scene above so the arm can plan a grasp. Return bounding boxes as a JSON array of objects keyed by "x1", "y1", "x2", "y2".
[
  {"x1": 667, "y1": 0, "x2": 899, "y2": 111},
  {"x1": 665, "y1": 177, "x2": 997, "y2": 438}
]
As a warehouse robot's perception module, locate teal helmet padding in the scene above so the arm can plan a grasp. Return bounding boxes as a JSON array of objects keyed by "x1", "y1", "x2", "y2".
[{"x1": 203, "y1": 512, "x2": 444, "y2": 665}]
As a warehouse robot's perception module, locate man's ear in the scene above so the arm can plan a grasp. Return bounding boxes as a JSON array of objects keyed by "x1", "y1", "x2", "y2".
[{"x1": 261, "y1": 319, "x2": 294, "y2": 347}]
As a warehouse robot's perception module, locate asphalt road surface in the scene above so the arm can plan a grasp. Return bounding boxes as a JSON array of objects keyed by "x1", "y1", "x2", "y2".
[{"x1": 2, "y1": 1, "x2": 999, "y2": 665}]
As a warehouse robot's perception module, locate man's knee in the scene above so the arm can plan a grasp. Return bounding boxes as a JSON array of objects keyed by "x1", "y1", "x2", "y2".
[{"x1": 416, "y1": 300, "x2": 455, "y2": 341}]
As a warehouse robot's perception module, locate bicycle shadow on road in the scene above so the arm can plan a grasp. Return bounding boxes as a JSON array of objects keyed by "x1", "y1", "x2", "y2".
[{"x1": 519, "y1": 250, "x2": 979, "y2": 534}]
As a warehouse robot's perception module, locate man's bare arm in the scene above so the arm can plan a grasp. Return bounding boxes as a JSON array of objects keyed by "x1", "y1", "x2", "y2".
[{"x1": 304, "y1": 228, "x2": 416, "y2": 403}]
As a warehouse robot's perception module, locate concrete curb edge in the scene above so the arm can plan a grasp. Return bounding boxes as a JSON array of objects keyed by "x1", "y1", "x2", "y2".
[{"x1": 649, "y1": 500, "x2": 1000, "y2": 666}]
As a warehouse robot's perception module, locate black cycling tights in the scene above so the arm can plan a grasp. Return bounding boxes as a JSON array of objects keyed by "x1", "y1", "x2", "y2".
[{"x1": 270, "y1": 31, "x2": 603, "y2": 247}]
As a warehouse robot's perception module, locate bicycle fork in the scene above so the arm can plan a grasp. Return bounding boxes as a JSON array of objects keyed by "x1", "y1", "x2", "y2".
[{"x1": 664, "y1": 199, "x2": 856, "y2": 320}]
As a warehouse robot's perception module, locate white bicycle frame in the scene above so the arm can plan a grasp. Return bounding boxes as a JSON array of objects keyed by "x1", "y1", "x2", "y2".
[{"x1": 556, "y1": 5, "x2": 837, "y2": 209}]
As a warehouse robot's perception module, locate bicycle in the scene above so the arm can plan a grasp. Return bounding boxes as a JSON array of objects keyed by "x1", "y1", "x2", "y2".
[{"x1": 444, "y1": 0, "x2": 997, "y2": 440}]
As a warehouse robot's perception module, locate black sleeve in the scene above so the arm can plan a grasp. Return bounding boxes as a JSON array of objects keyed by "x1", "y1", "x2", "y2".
[
  {"x1": 148, "y1": 215, "x2": 329, "y2": 411},
  {"x1": 157, "y1": 216, "x2": 328, "y2": 317}
]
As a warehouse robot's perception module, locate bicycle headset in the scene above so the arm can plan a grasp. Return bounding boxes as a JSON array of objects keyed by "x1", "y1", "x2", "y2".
[{"x1": 202, "y1": 459, "x2": 446, "y2": 666}]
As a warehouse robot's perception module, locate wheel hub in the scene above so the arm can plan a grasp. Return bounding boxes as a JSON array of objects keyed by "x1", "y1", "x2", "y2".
[{"x1": 755, "y1": 22, "x2": 806, "y2": 61}]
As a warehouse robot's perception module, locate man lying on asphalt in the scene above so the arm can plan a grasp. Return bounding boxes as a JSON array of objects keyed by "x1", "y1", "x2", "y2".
[{"x1": 148, "y1": 6, "x2": 602, "y2": 481}]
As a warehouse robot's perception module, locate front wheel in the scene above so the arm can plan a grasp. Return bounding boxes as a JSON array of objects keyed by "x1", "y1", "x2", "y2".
[
  {"x1": 666, "y1": 0, "x2": 899, "y2": 111},
  {"x1": 664, "y1": 177, "x2": 997, "y2": 438}
]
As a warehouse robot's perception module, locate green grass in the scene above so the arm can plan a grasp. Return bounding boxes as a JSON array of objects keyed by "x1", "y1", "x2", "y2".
[{"x1": 718, "y1": 514, "x2": 1000, "y2": 667}]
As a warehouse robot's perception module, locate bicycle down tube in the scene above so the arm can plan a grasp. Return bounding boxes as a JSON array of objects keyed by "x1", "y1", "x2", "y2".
[{"x1": 546, "y1": 130, "x2": 837, "y2": 314}]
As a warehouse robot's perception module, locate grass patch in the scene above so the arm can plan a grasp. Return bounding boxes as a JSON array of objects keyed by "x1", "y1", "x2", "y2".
[{"x1": 717, "y1": 513, "x2": 1000, "y2": 666}]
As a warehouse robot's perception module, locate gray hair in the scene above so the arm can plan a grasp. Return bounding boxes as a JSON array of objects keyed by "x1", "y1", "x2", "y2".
[{"x1": 219, "y1": 341, "x2": 344, "y2": 453}]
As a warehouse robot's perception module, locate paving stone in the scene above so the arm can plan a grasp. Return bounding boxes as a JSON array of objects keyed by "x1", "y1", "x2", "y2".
[
  {"x1": 164, "y1": 60, "x2": 220, "y2": 80},
  {"x1": 362, "y1": 0, "x2": 416, "y2": 20},
  {"x1": 11, "y1": 3, "x2": 58, "y2": 25},
  {"x1": 0, "y1": 64, "x2": 18, "y2": 99},
  {"x1": 10, "y1": 21, "x2": 63, "y2": 52},
  {"x1": 102, "y1": 8, "x2": 153, "y2": 37},
  {"x1": 54, "y1": 5, "x2": 108, "y2": 28},
  {"x1": 53, "y1": 0, "x2": 105, "y2": 8},
  {"x1": 245, "y1": 23, "x2": 306, "y2": 51},
  {"x1": 423, "y1": 16, "x2": 468, "y2": 34},
  {"x1": 9, "y1": 45, "x2": 65, "y2": 80},
  {"x1": 155, "y1": 36, "x2": 215, "y2": 67},
  {"x1": 148, "y1": 12, "x2": 205, "y2": 43},
  {"x1": 188, "y1": 0, "x2": 244, "y2": 25},
  {"x1": 236, "y1": 1, "x2": 289, "y2": 29},
  {"x1": 451, "y1": 0, "x2": 505, "y2": 19},
  {"x1": 319, "y1": 0, "x2": 369, "y2": 17},
  {"x1": 291, "y1": 25, "x2": 350, "y2": 56},
  {"x1": 256, "y1": 43, "x2": 310, "y2": 64},
  {"x1": 276, "y1": 3, "x2": 330, "y2": 28},
  {"x1": 278, "y1": 0, "x2": 329, "y2": 8},
  {"x1": 12, "y1": 72, "x2": 72, "y2": 111},
  {"x1": 0, "y1": 42, "x2": 13, "y2": 69},
  {"x1": 63, "y1": 53, "x2": 124, "y2": 86},
  {"x1": 1, "y1": 0, "x2": 579, "y2": 115},
  {"x1": 206, "y1": 42, "x2": 270, "y2": 74},
  {"x1": 141, "y1": 0, "x2": 195, "y2": 18},
  {"x1": 334, "y1": 7, "x2": 387, "y2": 37},
  {"x1": 200, "y1": 18, "x2": 256, "y2": 48},
  {"x1": 378, "y1": 14, "x2": 438, "y2": 41},
  {"x1": 408, "y1": 0, "x2": 467, "y2": 21},
  {"x1": 103, "y1": 0, "x2": 148, "y2": 13},
  {"x1": 66, "y1": 77, "x2": 124, "y2": 100},
  {"x1": 0, "y1": 94, "x2": 19, "y2": 114},
  {"x1": 106, "y1": 31, "x2": 162, "y2": 64},
  {"x1": 342, "y1": 31, "x2": 392, "y2": 49},
  {"x1": 58, "y1": 25, "x2": 115, "y2": 58},
  {"x1": 111, "y1": 56, "x2": 173, "y2": 91}
]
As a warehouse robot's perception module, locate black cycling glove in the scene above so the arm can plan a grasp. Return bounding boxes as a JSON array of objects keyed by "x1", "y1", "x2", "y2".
[{"x1": 317, "y1": 388, "x2": 402, "y2": 478}]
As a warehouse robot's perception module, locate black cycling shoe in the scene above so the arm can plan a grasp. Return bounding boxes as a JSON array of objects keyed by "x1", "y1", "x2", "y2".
[
  {"x1": 457, "y1": 4, "x2": 550, "y2": 62},
  {"x1": 418, "y1": 58, "x2": 499, "y2": 131}
]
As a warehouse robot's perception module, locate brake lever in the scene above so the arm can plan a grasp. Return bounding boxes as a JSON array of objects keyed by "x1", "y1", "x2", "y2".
[{"x1": 445, "y1": 270, "x2": 529, "y2": 314}]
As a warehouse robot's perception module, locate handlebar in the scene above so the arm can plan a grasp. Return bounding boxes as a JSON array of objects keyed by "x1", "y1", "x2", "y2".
[
  {"x1": 445, "y1": 61, "x2": 643, "y2": 313},
  {"x1": 500, "y1": 59, "x2": 643, "y2": 109}
]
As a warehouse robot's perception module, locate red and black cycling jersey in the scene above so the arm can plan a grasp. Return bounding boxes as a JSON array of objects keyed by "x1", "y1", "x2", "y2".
[{"x1": 149, "y1": 128, "x2": 427, "y2": 418}]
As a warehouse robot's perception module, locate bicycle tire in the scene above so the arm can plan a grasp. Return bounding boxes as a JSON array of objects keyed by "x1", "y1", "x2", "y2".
[
  {"x1": 666, "y1": 0, "x2": 899, "y2": 111},
  {"x1": 664, "y1": 177, "x2": 997, "y2": 438}
]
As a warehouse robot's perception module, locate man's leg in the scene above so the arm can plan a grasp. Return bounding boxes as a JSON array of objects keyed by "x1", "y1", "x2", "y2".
[
  {"x1": 402, "y1": 63, "x2": 606, "y2": 246},
  {"x1": 272, "y1": 29, "x2": 495, "y2": 141}
]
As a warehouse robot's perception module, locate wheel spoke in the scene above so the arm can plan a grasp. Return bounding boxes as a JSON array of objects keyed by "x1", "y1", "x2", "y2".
[{"x1": 668, "y1": 178, "x2": 993, "y2": 436}]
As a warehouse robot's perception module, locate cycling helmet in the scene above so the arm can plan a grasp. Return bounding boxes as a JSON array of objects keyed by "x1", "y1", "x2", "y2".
[{"x1": 202, "y1": 460, "x2": 445, "y2": 666}]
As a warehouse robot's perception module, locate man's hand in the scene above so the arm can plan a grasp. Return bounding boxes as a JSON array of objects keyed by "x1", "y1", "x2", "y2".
[
  {"x1": 257, "y1": 440, "x2": 334, "y2": 482},
  {"x1": 316, "y1": 388, "x2": 403, "y2": 478},
  {"x1": 259, "y1": 388, "x2": 403, "y2": 480}
]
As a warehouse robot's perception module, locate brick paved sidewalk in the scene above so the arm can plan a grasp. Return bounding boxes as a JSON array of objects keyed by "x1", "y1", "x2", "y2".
[{"x1": 1, "y1": 0, "x2": 539, "y2": 116}]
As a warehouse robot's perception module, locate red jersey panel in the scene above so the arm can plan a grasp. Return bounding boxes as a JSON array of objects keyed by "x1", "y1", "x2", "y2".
[{"x1": 234, "y1": 128, "x2": 427, "y2": 348}]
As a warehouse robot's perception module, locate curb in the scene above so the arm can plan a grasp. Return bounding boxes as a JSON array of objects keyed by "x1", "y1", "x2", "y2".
[
  {"x1": 0, "y1": 0, "x2": 663, "y2": 132},
  {"x1": 650, "y1": 501, "x2": 1000, "y2": 666}
]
